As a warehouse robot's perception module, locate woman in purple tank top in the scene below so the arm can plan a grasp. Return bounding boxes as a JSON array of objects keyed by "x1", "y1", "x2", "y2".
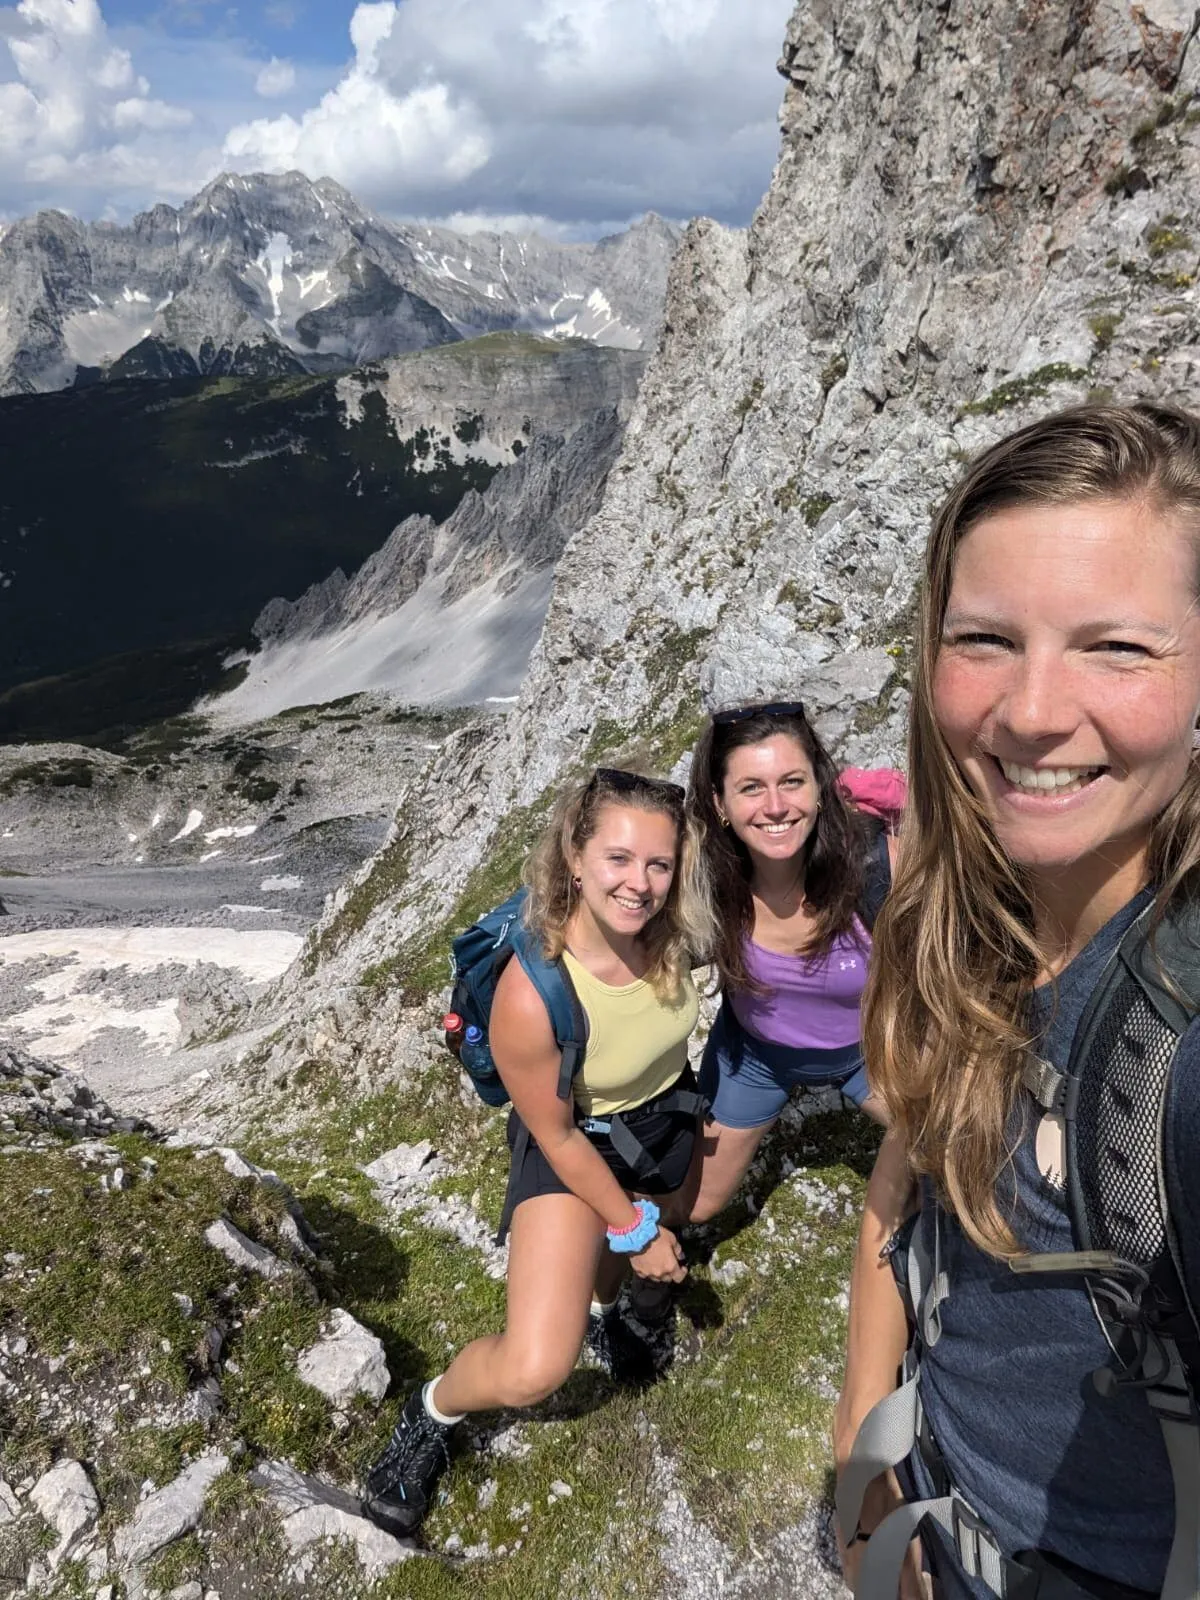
[{"x1": 682, "y1": 702, "x2": 897, "y2": 1224}]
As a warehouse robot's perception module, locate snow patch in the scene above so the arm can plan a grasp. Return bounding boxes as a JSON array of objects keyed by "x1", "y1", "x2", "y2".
[
  {"x1": 260, "y1": 875, "x2": 303, "y2": 892},
  {"x1": 203, "y1": 824, "x2": 258, "y2": 842},
  {"x1": 170, "y1": 809, "x2": 204, "y2": 842},
  {"x1": 0, "y1": 927, "x2": 301, "y2": 1058}
]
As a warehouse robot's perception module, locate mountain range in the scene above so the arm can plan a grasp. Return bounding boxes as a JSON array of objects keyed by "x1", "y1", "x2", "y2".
[{"x1": 0, "y1": 171, "x2": 681, "y2": 396}]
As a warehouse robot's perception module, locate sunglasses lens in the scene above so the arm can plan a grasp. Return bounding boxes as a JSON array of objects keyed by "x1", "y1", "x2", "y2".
[
  {"x1": 590, "y1": 767, "x2": 683, "y2": 800},
  {"x1": 714, "y1": 701, "x2": 805, "y2": 725}
]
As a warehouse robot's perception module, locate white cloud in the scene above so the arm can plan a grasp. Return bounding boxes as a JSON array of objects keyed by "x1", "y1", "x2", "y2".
[
  {"x1": 222, "y1": 0, "x2": 793, "y2": 226},
  {"x1": 254, "y1": 55, "x2": 295, "y2": 97},
  {"x1": 0, "y1": 0, "x2": 793, "y2": 227},
  {"x1": 0, "y1": 0, "x2": 200, "y2": 204}
]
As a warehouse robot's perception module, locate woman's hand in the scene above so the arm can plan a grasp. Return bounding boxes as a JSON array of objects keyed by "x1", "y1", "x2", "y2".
[
  {"x1": 836, "y1": 1468, "x2": 928, "y2": 1599},
  {"x1": 630, "y1": 1222, "x2": 687, "y2": 1282}
]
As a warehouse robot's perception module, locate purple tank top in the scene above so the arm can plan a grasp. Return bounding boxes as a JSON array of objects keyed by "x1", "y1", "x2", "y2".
[{"x1": 729, "y1": 927, "x2": 869, "y2": 1050}]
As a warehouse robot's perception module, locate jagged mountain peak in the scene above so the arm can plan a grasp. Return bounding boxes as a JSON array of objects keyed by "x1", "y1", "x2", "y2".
[{"x1": 0, "y1": 175, "x2": 681, "y2": 395}]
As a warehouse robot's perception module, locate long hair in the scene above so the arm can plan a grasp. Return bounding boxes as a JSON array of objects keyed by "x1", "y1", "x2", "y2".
[
  {"x1": 688, "y1": 705, "x2": 872, "y2": 995},
  {"x1": 523, "y1": 768, "x2": 714, "y2": 1000},
  {"x1": 865, "y1": 402, "x2": 1200, "y2": 1258}
]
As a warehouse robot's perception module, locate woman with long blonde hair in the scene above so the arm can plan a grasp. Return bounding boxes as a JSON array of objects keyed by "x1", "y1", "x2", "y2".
[
  {"x1": 362, "y1": 766, "x2": 712, "y2": 1541},
  {"x1": 836, "y1": 404, "x2": 1200, "y2": 1599}
]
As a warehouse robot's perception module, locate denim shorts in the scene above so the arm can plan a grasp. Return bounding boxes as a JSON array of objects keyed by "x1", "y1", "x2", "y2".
[{"x1": 698, "y1": 999, "x2": 869, "y2": 1130}]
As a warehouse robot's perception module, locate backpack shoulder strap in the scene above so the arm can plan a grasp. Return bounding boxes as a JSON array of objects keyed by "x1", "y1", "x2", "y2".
[
  {"x1": 1064, "y1": 902, "x2": 1200, "y2": 1278},
  {"x1": 508, "y1": 923, "x2": 589, "y2": 1100},
  {"x1": 1055, "y1": 900, "x2": 1200, "y2": 1600},
  {"x1": 858, "y1": 816, "x2": 892, "y2": 934}
]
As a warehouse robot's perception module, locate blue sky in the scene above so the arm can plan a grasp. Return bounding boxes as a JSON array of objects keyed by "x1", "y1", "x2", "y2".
[{"x1": 0, "y1": 0, "x2": 797, "y2": 232}]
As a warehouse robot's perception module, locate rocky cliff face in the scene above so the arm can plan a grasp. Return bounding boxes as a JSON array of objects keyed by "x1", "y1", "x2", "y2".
[{"x1": 0, "y1": 172, "x2": 680, "y2": 396}]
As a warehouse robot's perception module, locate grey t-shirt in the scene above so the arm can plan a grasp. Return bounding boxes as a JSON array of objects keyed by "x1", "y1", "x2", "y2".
[{"x1": 909, "y1": 887, "x2": 1195, "y2": 1596}]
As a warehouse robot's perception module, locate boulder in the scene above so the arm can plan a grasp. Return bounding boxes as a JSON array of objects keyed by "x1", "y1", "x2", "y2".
[{"x1": 296, "y1": 1309, "x2": 389, "y2": 1407}]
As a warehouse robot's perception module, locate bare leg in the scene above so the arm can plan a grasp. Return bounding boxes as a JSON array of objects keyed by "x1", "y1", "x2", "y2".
[
  {"x1": 860, "y1": 1092, "x2": 888, "y2": 1127},
  {"x1": 686, "y1": 1117, "x2": 775, "y2": 1224},
  {"x1": 594, "y1": 1249, "x2": 628, "y2": 1305},
  {"x1": 432, "y1": 1192, "x2": 606, "y2": 1416}
]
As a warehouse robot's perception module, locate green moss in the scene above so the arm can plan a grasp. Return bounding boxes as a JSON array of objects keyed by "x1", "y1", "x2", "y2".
[
  {"x1": 851, "y1": 670, "x2": 902, "y2": 736},
  {"x1": 820, "y1": 350, "x2": 848, "y2": 392},
  {"x1": 1088, "y1": 311, "x2": 1121, "y2": 351},
  {"x1": 800, "y1": 493, "x2": 835, "y2": 528},
  {"x1": 1146, "y1": 221, "x2": 1192, "y2": 258},
  {"x1": 959, "y1": 363, "x2": 1087, "y2": 417},
  {"x1": 655, "y1": 470, "x2": 687, "y2": 510},
  {"x1": 305, "y1": 830, "x2": 415, "y2": 972},
  {"x1": 643, "y1": 625, "x2": 713, "y2": 692},
  {"x1": 362, "y1": 791, "x2": 554, "y2": 1000},
  {"x1": 733, "y1": 376, "x2": 764, "y2": 422},
  {"x1": 0, "y1": 758, "x2": 94, "y2": 795},
  {"x1": 146, "y1": 1531, "x2": 205, "y2": 1591}
]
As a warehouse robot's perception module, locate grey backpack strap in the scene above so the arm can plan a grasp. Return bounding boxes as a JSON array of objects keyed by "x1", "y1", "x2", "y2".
[{"x1": 1062, "y1": 901, "x2": 1200, "y2": 1600}]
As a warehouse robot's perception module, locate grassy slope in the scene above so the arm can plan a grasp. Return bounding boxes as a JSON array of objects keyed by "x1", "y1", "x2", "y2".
[{"x1": 1, "y1": 1052, "x2": 875, "y2": 1599}]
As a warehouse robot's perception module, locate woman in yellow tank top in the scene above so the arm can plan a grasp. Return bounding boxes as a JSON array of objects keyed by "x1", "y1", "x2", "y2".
[{"x1": 362, "y1": 768, "x2": 713, "y2": 1540}]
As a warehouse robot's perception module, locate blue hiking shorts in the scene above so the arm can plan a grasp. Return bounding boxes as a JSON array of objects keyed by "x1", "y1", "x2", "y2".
[{"x1": 698, "y1": 999, "x2": 870, "y2": 1130}]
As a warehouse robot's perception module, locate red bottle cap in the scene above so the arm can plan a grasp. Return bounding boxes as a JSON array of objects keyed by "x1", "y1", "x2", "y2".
[{"x1": 442, "y1": 1012, "x2": 464, "y2": 1032}]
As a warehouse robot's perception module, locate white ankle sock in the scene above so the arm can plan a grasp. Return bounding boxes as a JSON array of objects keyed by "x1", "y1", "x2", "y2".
[
  {"x1": 423, "y1": 1377, "x2": 465, "y2": 1427},
  {"x1": 590, "y1": 1296, "x2": 618, "y2": 1319}
]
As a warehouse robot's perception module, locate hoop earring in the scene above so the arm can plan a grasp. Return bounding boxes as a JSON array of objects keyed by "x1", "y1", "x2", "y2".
[
  {"x1": 571, "y1": 875, "x2": 582, "y2": 891},
  {"x1": 717, "y1": 813, "x2": 730, "y2": 829}
]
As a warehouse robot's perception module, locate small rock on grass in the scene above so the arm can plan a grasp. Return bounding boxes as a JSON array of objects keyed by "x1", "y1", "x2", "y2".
[
  {"x1": 296, "y1": 1308, "x2": 389, "y2": 1407},
  {"x1": 113, "y1": 1452, "x2": 229, "y2": 1569},
  {"x1": 250, "y1": 1460, "x2": 418, "y2": 1578},
  {"x1": 203, "y1": 1218, "x2": 296, "y2": 1283},
  {"x1": 29, "y1": 1458, "x2": 99, "y2": 1568}
]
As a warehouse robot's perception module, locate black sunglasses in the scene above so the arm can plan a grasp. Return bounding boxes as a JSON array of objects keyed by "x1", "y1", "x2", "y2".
[
  {"x1": 713, "y1": 700, "x2": 806, "y2": 726},
  {"x1": 587, "y1": 767, "x2": 685, "y2": 801}
]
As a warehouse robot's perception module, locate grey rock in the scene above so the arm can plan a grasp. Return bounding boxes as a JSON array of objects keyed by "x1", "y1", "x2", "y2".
[
  {"x1": 296, "y1": 1309, "x2": 389, "y2": 1407},
  {"x1": 176, "y1": 967, "x2": 250, "y2": 1048},
  {"x1": 202, "y1": 1219, "x2": 294, "y2": 1283},
  {"x1": 29, "y1": 1459, "x2": 99, "y2": 1569},
  {"x1": 0, "y1": 1479, "x2": 20, "y2": 1524},
  {"x1": 363, "y1": 1142, "x2": 438, "y2": 1183},
  {"x1": 249, "y1": 1460, "x2": 418, "y2": 1577},
  {"x1": 112, "y1": 1452, "x2": 228, "y2": 1569}
]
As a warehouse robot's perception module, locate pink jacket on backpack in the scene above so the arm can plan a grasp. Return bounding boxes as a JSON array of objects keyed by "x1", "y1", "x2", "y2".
[{"x1": 838, "y1": 767, "x2": 907, "y2": 832}]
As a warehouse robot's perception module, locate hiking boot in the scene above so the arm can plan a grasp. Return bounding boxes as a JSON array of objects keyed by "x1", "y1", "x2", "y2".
[
  {"x1": 362, "y1": 1386, "x2": 455, "y2": 1538},
  {"x1": 625, "y1": 1275, "x2": 676, "y2": 1327},
  {"x1": 584, "y1": 1304, "x2": 659, "y2": 1386}
]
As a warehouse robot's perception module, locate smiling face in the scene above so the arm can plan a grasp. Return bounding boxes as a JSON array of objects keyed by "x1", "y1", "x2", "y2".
[
  {"x1": 570, "y1": 800, "x2": 679, "y2": 943},
  {"x1": 932, "y1": 496, "x2": 1200, "y2": 893},
  {"x1": 716, "y1": 733, "x2": 820, "y2": 872}
]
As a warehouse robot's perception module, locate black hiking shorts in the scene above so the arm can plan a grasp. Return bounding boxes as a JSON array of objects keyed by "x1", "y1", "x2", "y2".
[{"x1": 502, "y1": 1065, "x2": 701, "y2": 1223}]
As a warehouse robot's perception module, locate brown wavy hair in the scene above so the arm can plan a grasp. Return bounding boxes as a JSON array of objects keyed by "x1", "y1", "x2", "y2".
[
  {"x1": 689, "y1": 706, "x2": 875, "y2": 995},
  {"x1": 523, "y1": 768, "x2": 714, "y2": 1000},
  {"x1": 865, "y1": 402, "x2": 1200, "y2": 1258}
]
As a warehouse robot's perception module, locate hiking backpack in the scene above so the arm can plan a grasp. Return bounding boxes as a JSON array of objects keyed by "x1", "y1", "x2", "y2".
[
  {"x1": 446, "y1": 887, "x2": 587, "y2": 1109},
  {"x1": 839, "y1": 899, "x2": 1200, "y2": 1600}
]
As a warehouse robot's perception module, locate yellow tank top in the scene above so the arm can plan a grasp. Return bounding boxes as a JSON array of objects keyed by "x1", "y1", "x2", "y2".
[{"x1": 561, "y1": 950, "x2": 699, "y2": 1117}]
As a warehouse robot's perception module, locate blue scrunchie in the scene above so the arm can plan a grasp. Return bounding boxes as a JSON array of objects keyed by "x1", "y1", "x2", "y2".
[{"x1": 606, "y1": 1199, "x2": 660, "y2": 1254}]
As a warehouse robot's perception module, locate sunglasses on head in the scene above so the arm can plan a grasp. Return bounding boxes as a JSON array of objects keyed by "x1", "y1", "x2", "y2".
[
  {"x1": 587, "y1": 767, "x2": 685, "y2": 801},
  {"x1": 713, "y1": 700, "x2": 806, "y2": 726}
]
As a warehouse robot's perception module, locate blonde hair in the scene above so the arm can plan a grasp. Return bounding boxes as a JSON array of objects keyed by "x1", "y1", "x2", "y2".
[
  {"x1": 865, "y1": 403, "x2": 1200, "y2": 1257},
  {"x1": 524, "y1": 768, "x2": 713, "y2": 1000}
]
